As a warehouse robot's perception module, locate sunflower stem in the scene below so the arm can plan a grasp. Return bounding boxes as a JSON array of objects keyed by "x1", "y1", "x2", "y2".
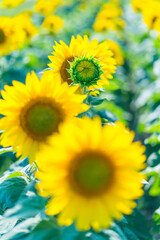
[{"x1": 83, "y1": 86, "x2": 87, "y2": 94}]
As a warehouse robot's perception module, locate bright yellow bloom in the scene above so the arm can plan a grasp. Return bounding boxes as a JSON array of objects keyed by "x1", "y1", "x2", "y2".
[
  {"x1": 34, "y1": 0, "x2": 62, "y2": 16},
  {"x1": 48, "y1": 35, "x2": 116, "y2": 91},
  {"x1": 106, "y1": 40, "x2": 124, "y2": 66},
  {"x1": 0, "y1": 17, "x2": 25, "y2": 56},
  {"x1": 142, "y1": 1, "x2": 160, "y2": 32},
  {"x1": 93, "y1": 18, "x2": 125, "y2": 32},
  {"x1": 101, "y1": 2, "x2": 123, "y2": 18},
  {"x1": 131, "y1": 0, "x2": 152, "y2": 12},
  {"x1": 42, "y1": 15, "x2": 63, "y2": 33},
  {"x1": 36, "y1": 118, "x2": 146, "y2": 231},
  {"x1": 93, "y1": 1, "x2": 125, "y2": 32},
  {"x1": 13, "y1": 13, "x2": 39, "y2": 40},
  {"x1": 0, "y1": 71, "x2": 89, "y2": 162},
  {"x1": 1, "y1": 0, "x2": 25, "y2": 8}
]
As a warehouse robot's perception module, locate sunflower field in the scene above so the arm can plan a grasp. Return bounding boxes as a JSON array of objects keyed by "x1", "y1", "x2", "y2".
[{"x1": 0, "y1": 0, "x2": 160, "y2": 239}]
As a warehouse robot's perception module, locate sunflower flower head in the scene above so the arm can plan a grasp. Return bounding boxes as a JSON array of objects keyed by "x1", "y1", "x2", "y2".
[
  {"x1": 42, "y1": 15, "x2": 63, "y2": 33},
  {"x1": 93, "y1": 0, "x2": 125, "y2": 32},
  {"x1": 36, "y1": 117, "x2": 146, "y2": 231},
  {"x1": 34, "y1": 0, "x2": 62, "y2": 16},
  {"x1": 13, "y1": 13, "x2": 39, "y2": 40},
  {"x1": 48, "y1": 35, "x2": 116, "y2": 93},
  {"x1": 142, "y1": 1, "x2": 160, "y2": 32},
  {"x1": 131, "y1": 0, "x2": 152, "y2": 12},
  {"x1": 1, "y1": 0, "x2": 26, "y2": 8},
  {"x1": 0, "y1": 71, "x2": 89, "y2": 162},
  {"x1": 0, "y1": 16, "x2": 26, "y2": 56},
  {"x1": 106, "y1": 40, "x2": 124, "y2": 66},
  {"x1": 69, "y1": 56, "x2": 103, "y2": 87}
]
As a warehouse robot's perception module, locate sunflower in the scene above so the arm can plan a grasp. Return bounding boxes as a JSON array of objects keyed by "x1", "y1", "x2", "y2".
[
  {"x1": 34, "y1": 0, "x2": 62, "y2": 16},
  {"x1": 131, "y1": 0, "x2": 152, "y2": 12},
  {"x1": 42, "y1": 15, "x2": 63, "y2": 33},
  {"x1": 1, "y1": 0, "x2": 26, "y2": 8},
  {"x1": 13, "y1": 13, "x2": 39, "y2": 40},
  {"x1": 93, "y1": 18, "x2": 125, "y2": 32},
  {"x1": 0, "y1": 17, "x2": 25, "y2": 56},
  {"x1": 93, "y1": 1, "x2": 125, "y2": 32},
  {"x1": 0, "y1": 71, "x2": 89, "y2": 162},
  {"x1": 142, "y1": 1, "x2": 160, "y2": 32},
  {"x1": 36, "y1": 117, "x2": 146, "y2": 231},
  {"x1": 48, "y1": 35, "x2": 116, "y2": 91},
  {"x1": 106, "y1": 40, "x2": 124, "y2": 66}
]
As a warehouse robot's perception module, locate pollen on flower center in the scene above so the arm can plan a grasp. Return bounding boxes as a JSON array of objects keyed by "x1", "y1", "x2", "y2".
[
  {"x1": 69, "y1": 151, "x2": 114, "y2": 197},
  {"x1": 0, "y1": 29, "x2": 6, "y2": 44},
  {"x1": 20, "y1": 97, "x2": 64, "y2": 141},
  {"x1": 69, "y1": 57, "x2": 103, "y2": 87}
]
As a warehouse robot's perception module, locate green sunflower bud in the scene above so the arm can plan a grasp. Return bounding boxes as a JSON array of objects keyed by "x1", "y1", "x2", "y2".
[{"x1": 69, "y1": 56, "x2": 103, "y2": 87}]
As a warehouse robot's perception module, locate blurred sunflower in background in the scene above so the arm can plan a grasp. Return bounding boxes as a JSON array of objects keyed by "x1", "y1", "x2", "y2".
[
  {"x1": 42, "y1": 15, "x2": 63, "y2": 34},
  {"x1": 142, "y1": 0, "x2": 160, "y2": 33},
  {"x1": 0, "y1": 16, "x2": 25, "y2": 56},
  {"x1": 131, "y1": 0, "x2": 152, "y2": 12},
  {"x1": 0, "y1": 71, "x2": 89, "y2": 162},
  {"x1": 36, "y1": 117, "x2": 146, "y2": 231},
  {"x1": 13, "y1": 13, "x2": 39, "y2": 41},
  {"x1": 93, "y1": 0, "x2": 125, "y2": 32},
  {"x1": 1, "y1": 0, "x2": 26, "y2": 8},
  {"x1": 34, "y1": 0, "x2": 62, "y2": 16},
  {"x1": 106, "y1": 40, "x2": 124, "y2": 66}
]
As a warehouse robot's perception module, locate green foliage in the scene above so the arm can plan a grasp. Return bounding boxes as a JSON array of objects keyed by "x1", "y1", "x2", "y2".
[
  {"x1": 0, "y1": 160, "x2": 153, "y2": 240},
  {"x1": 0, "y1": 0, "x2": 160, "y2": 239},
  {"x1": 0, "y1": 177, "x2": 28, "y2": 212},
  {"x1": 152, "y1": 208, "x2": 160, "y2": 235}
]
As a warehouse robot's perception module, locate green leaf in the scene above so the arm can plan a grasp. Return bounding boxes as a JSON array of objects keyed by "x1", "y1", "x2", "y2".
[
  {"x1": 109, "y1": 224, "x2": 128, "y2": 240},
  {"x1": 145, "y1": 165, "x2": 160, "y2": 196},
  {"x1": 0, "y1": 216, "x2": 42, "y2": 240},
  {"x1": 5, "y1": 172, "x2": 27, "y2": 180},
  {"x1": 0, "y1": 216, "x2": 17, "y2": 235},
  {"x1": 145, "y1": 133, "x2": 160, "y2": 145},
  {"x1": 87, "y1": 95, "x2": 105, "y2": 105},
  {"x1": 26, "y1": 219, "x2": 60, "y2": 240},
  {"x1": 152, "y1": 208, "x2": 160, "y2": 234},
  {"x1": 61, "y1": 224, "x2": 87, "y2": 240},
  {"x1": 147, "y1": 152, "x2": 160, "y2": 167},
  {"x1": 97, "y1": 101, "x2": 128, "y2": 124},
  {"x1": 146, "y1": 121, "x2": 160, "y2": 133},
  {"x1": 123, "y1": 227, "x2": 140, "y2": 240},
  {"x1": 149, "y1": 173, "x2": 160, "y2": 196},
  {"x1": 125, "y1": 210, "x2": 151, "y2": 240},
  {"x1": 5, "y1": 181, "x2": 47, "y2": 219},
  {"x1": 0, "y1": 147, "x2": 12, "y2": 154},
  {"x1": 97, "y1": 110, "x2": 117, "y2": 122},
  {"x1": 0, "y1": 177, "x2": 27, "y2": 211},
  {"x1": 104, "y1": 81, "x2": 120, "y2": 91},
  {"x1": 100, "y1": 229, "x2": 124, "y2": 240}
]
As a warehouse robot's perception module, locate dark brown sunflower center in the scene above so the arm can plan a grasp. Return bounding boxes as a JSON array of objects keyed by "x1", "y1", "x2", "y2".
[
  {"x1": 69, "y1": 151, "x2": 114, "y2": 197},
  {"x1": 0, "y1": 29, "x2": 6, "y2": 44},
  {"x1": 60, "y1": 56, "x2": 75, "y2": 85},
  {"x1": 20, "y1": 97, "x2": 64, "y2": 142}
]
